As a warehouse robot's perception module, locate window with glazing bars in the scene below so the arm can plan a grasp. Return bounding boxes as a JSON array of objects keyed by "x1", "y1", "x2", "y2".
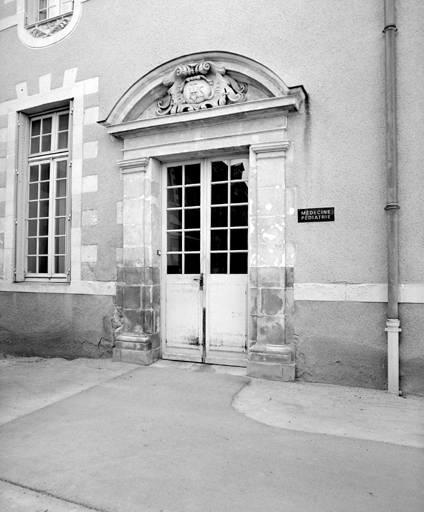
[
  {"x1": 37, "y1": 0, "x2": 74, "y2": 21},
  {"x1": 18, "y1": 110, "x2": 71, "y2": 280},
  {"x1": 25, "y1": 0, "x2": 74, "y2": 25}
]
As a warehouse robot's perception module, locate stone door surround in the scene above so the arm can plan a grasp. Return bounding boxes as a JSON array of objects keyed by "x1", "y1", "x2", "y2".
[{"x1": 100, "y1": 51, "x2": 306, "y2": 381}]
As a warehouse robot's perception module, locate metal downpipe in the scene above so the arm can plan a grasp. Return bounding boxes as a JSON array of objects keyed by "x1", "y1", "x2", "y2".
[{"x1": 383, "y1": 0, "x2": 401, "y2": 394}]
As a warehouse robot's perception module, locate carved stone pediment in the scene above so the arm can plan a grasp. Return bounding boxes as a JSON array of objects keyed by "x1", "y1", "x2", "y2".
[{"x1": 157, "y1": 61, "x2": 248, "y2": 116}]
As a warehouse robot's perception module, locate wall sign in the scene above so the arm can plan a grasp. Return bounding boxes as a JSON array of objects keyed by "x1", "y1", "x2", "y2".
[{"x1": 298, "y1": 207, "x2": 335, "y2": 222}]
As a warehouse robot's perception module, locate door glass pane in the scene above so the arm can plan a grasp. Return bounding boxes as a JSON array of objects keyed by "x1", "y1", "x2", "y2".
[
  {"x1": 185, "y1": 254, "x2": 200, "y2": 274},
  {"x1": 230, "y1": 161, "x2": 246, "y2": 180},
  {"x1": 211, "y1": 230, "x2": 228, "y2": 251},
  {"x1": 212, "y1": 161, "x2": 228, "y2": 182},
  {"x1": 211, "y1": 184, "x2": 227, "y2": 205},
  {"x1": 230, "y1": 253, "x2": 248, "y2": 274},
  {"x1": 185, "y1": 208, "x2": 200, "y2": 229},
  {"x1": 185, "y1": 186, "x2": 200, "y2": 207},
  {"x1": 185, "y1": 164, "x2": 200, "y2": 184},
  {"x1": 167, "y1": 188, "x2": 182, "y2": 208},
  {"x1": 167, "y1": 232, "x2": 182, "y2": 252},
  {"x1": 167, "y1": 253, "x2": 182, "y2": 274},
  {"x1": 167, "y1": 210, "x2": 182, "y2": 230},
  {"x1": 231, "y1": 182, "x2": 248, "y2": 203},
  {"x1": 230, "y1": 229, "x2": 248, "y2": 250},
  {"x1": 230, "y1": 205, "x2": 248, "y2": 227},
  {"x1": 211, "y1": 206, "x2": 228, "y2": 227},
  {"x1": 185, "y1": 231, "x2": 201, "y2": 252},
  {"x1": 168, "y1": 166, "x2": 182, "y2": 186},
  {"x1": 211, "y1": 253, "x2": 227, "y2": 274}
]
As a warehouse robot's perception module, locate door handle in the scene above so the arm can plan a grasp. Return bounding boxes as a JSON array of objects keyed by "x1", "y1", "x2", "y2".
[{"x1": 194, "y1": 273, "x2": 204, "y2": 290}]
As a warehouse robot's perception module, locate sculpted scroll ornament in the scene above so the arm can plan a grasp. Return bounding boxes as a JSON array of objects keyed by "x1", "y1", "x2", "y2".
[
  {"x1": 157, "y1": 61, "x2": 248, "y2": 116},
  {"x1": 27, "y1": 14, "x2": 72, "y2": 38}
]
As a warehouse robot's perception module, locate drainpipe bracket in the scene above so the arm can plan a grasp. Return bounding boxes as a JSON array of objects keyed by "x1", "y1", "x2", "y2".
[
  {"x1": 383, "y1": 25, "x2": 397, "y2": 33},
  {"x1": 385, "y1": 318, "x2": 401, "y2": 333},
  {"x1": 385, "y1": 203, "x2": 400, "y2": 210}
]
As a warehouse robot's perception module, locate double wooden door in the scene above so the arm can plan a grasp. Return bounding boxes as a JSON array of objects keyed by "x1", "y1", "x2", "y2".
[{"x1": 162, "y1": 157, "x2": 249, "y2": 366}]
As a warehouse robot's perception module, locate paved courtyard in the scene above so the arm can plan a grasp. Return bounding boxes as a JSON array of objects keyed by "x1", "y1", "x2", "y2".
[{"x1": 0, "y1": 357, "x2": 423, "y2": 511}]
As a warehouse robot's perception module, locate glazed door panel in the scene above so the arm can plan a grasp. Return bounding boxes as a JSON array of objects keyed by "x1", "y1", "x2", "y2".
[{"x1": 163, "y1": 158, "x2": 248, "y2": 366}]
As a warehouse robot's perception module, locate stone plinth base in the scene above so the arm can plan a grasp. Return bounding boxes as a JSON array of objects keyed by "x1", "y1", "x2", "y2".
[
  {"x1": 247, "y1": 344, "x2": 295, "y2": 381},
  {"x1": 113, "y1": 333, "x2": 159, "y2": 365}
]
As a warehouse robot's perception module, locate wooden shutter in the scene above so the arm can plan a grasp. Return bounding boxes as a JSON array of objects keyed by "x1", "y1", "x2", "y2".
[
  {"x1": 66, "y1": 101, "x2": 73, "y2": 282},
  {"x1": 25, "y1": 0, "x2": 38, "y2": 25},
  {"x1": 15, "y1": 113, "x2": 30, "y2": 282}
]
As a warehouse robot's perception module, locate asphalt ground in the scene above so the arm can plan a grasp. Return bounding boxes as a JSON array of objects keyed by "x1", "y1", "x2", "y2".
[{"x1": 0, "y1": 357, "x2": 423, "y2": 512}]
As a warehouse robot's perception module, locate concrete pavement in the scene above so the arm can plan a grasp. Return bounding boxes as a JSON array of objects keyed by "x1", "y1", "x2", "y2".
[{"x1": 0, "y1": 356, "x2": 423, "y2": 511}]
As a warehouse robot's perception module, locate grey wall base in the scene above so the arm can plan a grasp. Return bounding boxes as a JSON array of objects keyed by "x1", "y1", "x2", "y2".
[{"x1": 247, "y1": 360, "x2": 296, "y2": 381}]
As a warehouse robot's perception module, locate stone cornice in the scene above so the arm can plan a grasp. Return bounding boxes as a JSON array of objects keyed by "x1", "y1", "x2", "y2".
[{"x1": 103, "y1": 95, "x2": 304, "y2": 139}]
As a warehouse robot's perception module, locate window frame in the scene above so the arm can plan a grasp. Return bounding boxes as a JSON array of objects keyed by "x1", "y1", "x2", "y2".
[
  {"x1": 25, "y1": 0, "x2": 74, "y2": 27},
  {"x1": 15, "y1": 105, "x2": 73, "y2": 283}
]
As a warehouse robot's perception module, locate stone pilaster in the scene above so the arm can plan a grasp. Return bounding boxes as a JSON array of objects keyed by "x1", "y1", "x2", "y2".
[
  {"x1": 247, "y1": 142, "x2": 295, "y2": 381},
  {"x1": 113, "y1": 157, "x2": 161, "y2": 365}
]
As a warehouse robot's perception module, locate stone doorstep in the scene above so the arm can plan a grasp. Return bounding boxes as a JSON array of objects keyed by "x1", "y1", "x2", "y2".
[{"x1": 113, "y1": 337, "x2": 295, "y2": 380}]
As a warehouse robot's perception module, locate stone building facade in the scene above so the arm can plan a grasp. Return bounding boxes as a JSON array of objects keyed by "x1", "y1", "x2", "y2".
[{"x1": 0, "y1": 0, "x2": 423, "y2": 395}]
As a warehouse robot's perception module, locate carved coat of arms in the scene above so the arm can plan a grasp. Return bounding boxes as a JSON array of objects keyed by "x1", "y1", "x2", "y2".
[{"x1": 157, "y1": 61, "x2": 247, "y2": 116}]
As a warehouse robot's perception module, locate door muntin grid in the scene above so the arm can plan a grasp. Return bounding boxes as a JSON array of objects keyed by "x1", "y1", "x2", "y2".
[
  {"x1": 166, "y1": 163, "x2": 201, "y2": 275},
  {"x1": 210, "y1": 159, "x2": 248, "y2": 274}
]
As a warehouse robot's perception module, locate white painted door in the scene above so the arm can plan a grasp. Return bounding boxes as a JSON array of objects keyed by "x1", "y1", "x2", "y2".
[{"x1": 162, "y1": 158, "x2": 248, "y2": 366}]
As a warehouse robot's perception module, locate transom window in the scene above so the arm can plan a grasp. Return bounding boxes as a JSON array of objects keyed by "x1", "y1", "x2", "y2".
[{"x1": 25, "y1": 110, "x2": 70, "y2": 279}]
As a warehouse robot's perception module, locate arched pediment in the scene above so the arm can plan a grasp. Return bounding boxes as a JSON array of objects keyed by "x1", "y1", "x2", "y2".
[{"x1": 102, "y1": 51, "x2": 305, "y2": 127}]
